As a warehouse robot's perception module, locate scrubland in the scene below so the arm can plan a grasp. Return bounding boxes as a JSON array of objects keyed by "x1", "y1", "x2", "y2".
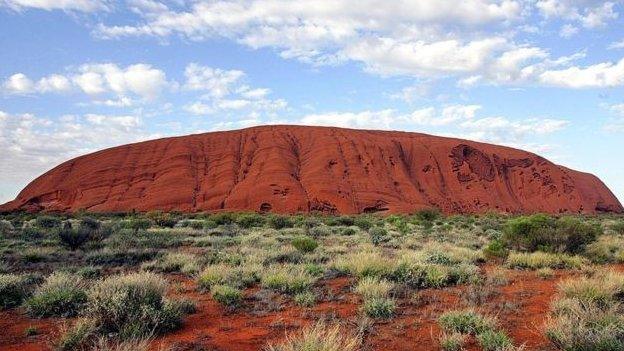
[{"x1": 0, "y1": 210, "x2": 623, "y2": 350}]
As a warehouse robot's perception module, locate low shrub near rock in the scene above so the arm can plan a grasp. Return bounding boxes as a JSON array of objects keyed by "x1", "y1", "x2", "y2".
[
  {"x1": 86, "y1": 272, "x2": 185, "y2": 339},
  {"x1": 503, "y1": 215, "x2": 600, "y2": 254},
  {"x1": 291, "y1": 236, "x2": 318, "y2": 253},
  {"x1": 25, "y1": 272, "x2": 87, "y2": 317},
  {"x1": 0, "y1": 273, "x2": 31, "y2": 309}
]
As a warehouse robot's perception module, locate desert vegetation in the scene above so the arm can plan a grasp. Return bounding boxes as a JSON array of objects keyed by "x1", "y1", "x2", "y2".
[{"x1": 0, "y1": 210, "x2": 623, "y2": 350}]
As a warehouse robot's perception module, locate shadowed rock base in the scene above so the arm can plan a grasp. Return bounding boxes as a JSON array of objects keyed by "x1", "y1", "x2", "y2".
[{"x1": 1, "y1": 125, "x2": 621, "y2": 214}]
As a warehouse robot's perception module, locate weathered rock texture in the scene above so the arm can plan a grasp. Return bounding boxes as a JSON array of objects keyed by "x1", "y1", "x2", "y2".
[{"x1": 1, "y1": 125, "x2": 621, "y2": 214}]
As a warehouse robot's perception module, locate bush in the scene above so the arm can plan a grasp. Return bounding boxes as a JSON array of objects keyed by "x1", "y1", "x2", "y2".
[
  {"x1": 438, "y1": 310, "x2": 496, "y2": 335},
  {"x1": 341, "y1": 227, "x2": 357, "y2": 236},
  {"x1": 611, "y1": 221, "x2": 624, "y2": 234},
  {"x1": 25, "y1": 272, "x2": 87, "y2": 317},
  {"x1": 268, "y1": 215, "x2": 294, "y2": 229},
  {"x1": 413, "y1": 208, "x2": 442, "y2": 222},
  {"x1": 505, "y1": 252, "x2": 587, "y2": 270},
  {"x1": 439, "y1": 331, "x2": 466, "y2": 351},
  {"x1": 291, "y1": 236, "x2": 318, "y2": 253},
  {"x1": 545, "y1": 271, "x2": 624, "y2": 351},
  {"x1": 334, "y1": 251, "x2": 395, "y2": 278},
  {"x1": 235, "y1": 213, "x2": 265, "y2": 228},
  {"x1": 36, "y1": 215, "x2": 62, "y2": 229},
  {"x1": 210, "y1": 212, "x2": 236, "y2": 225},
  {"x1": 0, "y1": 273, "x2": 30, "y2": 309},
  {"x1": 261, "y1": 265, "x2": 316, "y2": 294},
  {"x1": 143, "y1": 252, "x2": 199, "y2": 274},
  {"x1": 211, "y1": 285, "x2": 242, "y2": 308},
  {"x1": 355, "y1": 277, "x2": 393, "y2": 300},
  {"x1": 125, "y1": 218, "x2": 152, "y2": 234},
  {"x1": 0, "y1": 219, "x2": 14, "y2": 236},
  {"x1": 369, "y1": 227, "x2": 388, "y2": 246},
  {"x1": 266, "y1": 322, "x2": 360, "y2": 351},
  {"x1": 58, "y1": 226, "x2": 91, "y2": 250},
  {"x1": 86, "y1": 272, "x2": 184, "y2": 338},
  {"x1": 503, "y1": 215, "x2": 599, "y2": 253},
  {"x1": 483, "y1": 240, "x2": 508, "y2": 259},
  {"x1": 55, "y1": 318, "x2": 97, "y2": 350},
  {"x1": 477, "y1": 330, "x2": 514, "y2": 351},
  {"x1": 294, "y1": 291, "x2": 316, "y2": 307},
  {"x1": 362, "y1": 297, "x2": 395, "y2": 318}
]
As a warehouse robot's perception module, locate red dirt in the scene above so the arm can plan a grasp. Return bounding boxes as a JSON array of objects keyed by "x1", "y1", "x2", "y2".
[
  {"x1": 1, "y1": 125, "x2": 621, "y2": 215},
  {"x1": 0, "y1": 268, "x2": 601, "y2": 351},
  {"x1": 155, "y1": 269, "x2": 577, "y2": 351}
]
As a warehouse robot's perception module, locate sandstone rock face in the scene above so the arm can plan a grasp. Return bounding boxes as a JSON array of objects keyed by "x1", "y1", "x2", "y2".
[{"x1": 1, "y1": 125, "x2": 621, "y2": 214}]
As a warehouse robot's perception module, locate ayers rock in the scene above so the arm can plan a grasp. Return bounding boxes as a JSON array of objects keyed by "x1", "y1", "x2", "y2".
[{"x1": 1, "y1": 125, "x2": 622, "y2": 214}]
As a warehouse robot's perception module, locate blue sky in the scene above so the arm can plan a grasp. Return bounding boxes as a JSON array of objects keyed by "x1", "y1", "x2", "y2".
[{"x1": 1, "y1": 0, "x2": 623, "y2": 204}]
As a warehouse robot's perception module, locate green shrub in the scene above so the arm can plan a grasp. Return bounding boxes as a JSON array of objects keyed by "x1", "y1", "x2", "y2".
[
  {"x1": 483, "y1": 239, "x2": 508, "y2": 259},
  {"x1": 369, "y1": 227, "x2": 388, "y2": 246},
  {"x1": 25, "y1": 272, "x2": 87, "y2": 317},
  {"x1": 506, "y1": 252, "x2": 587, "y2": 270},
  {"x1": 438, "y1": 310, "x2": 496, "y2": 335},
  {"x1": 36, "y1": 215, "x2": 62, "y2": 229},
  {"x1": 291, "y1": 236, "x2": 319, "y2": 253},
  {"x1": 55, "y1": 318, "x2": 97, "y2": 351},
  {"x1": 142, "y1": 252, "x2": 199, "y2": 274},
  {"x1": 0, "y1": 273, "x2": 30, "y2": 309},
  {"x1": 210, "y1": 212, "x2": 236, "y2": 225},
  {"x1": 235, "y1": 213, "x2": 265, "y2": 228},
  {"x1": 125, "y1": 218, "x2": 152, "y2": 234},
  {"x1": 546, "y1": 271, "x2": 624, "y2": 351},
  {"x1": 0, "y1": 219, "x2": 14, "y2": 236},
  {"x1": 503, "y1": 215, "x2": 599, "y2": 253},
  {"x1": 86, "y1": 272, "x2": 184, "y2": 338},
  {"x1": 58, "y1": 226, "x2": 91, "y2": 250},
  {"x1": 439, "y1": 331, "x2": 466, "y2": 351},
  {"x1": 355, "y1": 277, "x2": 393, "y2": 300},
  {"x1": 261, "y1": 265, "x2": 316, "y2": 294},
  {"x1": 268, "y1": 215, "x2": 294, "y2": 229},
  {"x1": 86, "y1": 249, "x2": 158, "y2": 266},
  {"x1": 341, "y1": 227, "x2": 357, "y2": 236},
  {"x1": 610, "y1": 221, "x2": 624, "y2": 234},
  {"x1": 294, "y1": 291, "x2": 316, "y2": 307},
  {"x1": 477, "y1": 330, "x2": 513, "y2": 351},
  {"x1": 362, "y1": 297, "x2": 395, "y2": 318},
  {"x1": 353, "y1": 216, "x2": 375, "y2": 230},
  {"x1": 211, "y1": 285, "x2": 242, "y2": 308},
  {"x1": 334, "y1": 251, "x2": 395, "y2": 278},
  {"x1": 413, "y1": 208, "x2": 442, "y2": 222}
]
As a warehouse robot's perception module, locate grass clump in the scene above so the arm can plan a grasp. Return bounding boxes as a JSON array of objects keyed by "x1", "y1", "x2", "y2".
[
  {"x1": 438, "y1": 309, "x2": 497, "y2": 335},
  {"x1": 545, "y1": 270, "x2": 624, "y2": 350},
  {"x1": 477, "y1": 329, "x2": 514, "y2": 351},
  {"x1": 261, "y1": 265, "x2": 316, "y2": 295},
  {"x1": 505, "y1": 252, "x2": 587, "y2": 270},
  {"x1": 211, "y1": 284, "x2": 242, "y2": 308},
  {"x1": 439, "y1": 331, "x2": 466, "y2": 351},
  {"x1": 333, "y1": 251, "x2": 395, "y2": 278},
  {"x1": 25, "y1": 272, "x2": 87, "y2": 317},
  {"x1": 355, "y1": 277, "x2": 393, "y2": 300},
  {"x1": 291, "y1": 236, "x2": 319, "y2": 253},
  {"x1": 362, "y1": 297, "x2": 395, "y2": 318},
  {"x1": 143, "y1": 252, "x2": 199, "y2": 274},
  {"x1": 0, "y1": 273, "x2": 31, "y2": 309},
  {"x1": 265, "y1": 322, "x2": 360, "y2": 351},
  {"x1": 86, "y1": 272, "x2": 184, "y2": 339},
  {"x1": 294, "y1": 291, "x2": 316, "y2": 307}
]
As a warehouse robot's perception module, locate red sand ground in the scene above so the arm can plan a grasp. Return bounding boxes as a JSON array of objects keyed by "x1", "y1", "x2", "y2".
[
  {"x1": 3, "y1": 267, "x2": 609, "y2": 351},
  {"x1": 1, "y1": 125, "x2": 621, "y2": 215}
]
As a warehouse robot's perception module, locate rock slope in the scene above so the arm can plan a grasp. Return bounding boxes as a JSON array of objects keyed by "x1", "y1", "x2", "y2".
[{"x1": 1, "y1": 125, "x2": 621, "y2": 214}]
